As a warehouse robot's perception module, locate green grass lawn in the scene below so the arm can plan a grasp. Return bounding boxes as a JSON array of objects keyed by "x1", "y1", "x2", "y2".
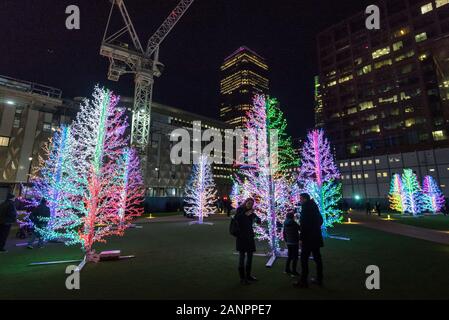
[
  {"x1": 1, "y1": 220, "x2": 449, "y2": 300},
  {"x1": 389, "y1": 214, "x2": 449, "y2": 231}
]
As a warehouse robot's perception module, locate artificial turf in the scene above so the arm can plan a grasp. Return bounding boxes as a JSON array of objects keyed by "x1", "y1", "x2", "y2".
[{"x1": 1, "y1": 219, "x2": 448, "y2": 300}]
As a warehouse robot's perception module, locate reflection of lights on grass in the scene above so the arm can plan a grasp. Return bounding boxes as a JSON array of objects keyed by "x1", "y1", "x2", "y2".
[
  {"x1": 348, "y1": 218, "x2": 352, "y2": 224},
  {"x1": 146, "y1": 214, "x2": 155, "y2": 219}
]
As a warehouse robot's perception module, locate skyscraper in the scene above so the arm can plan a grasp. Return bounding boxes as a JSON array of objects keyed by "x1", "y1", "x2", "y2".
[
  {"x1": 317, "y1": 0, "x2": 449, "y2": 159},
  {"x1": 219, "y1": 46, "x2": 269, "y2": 128}
]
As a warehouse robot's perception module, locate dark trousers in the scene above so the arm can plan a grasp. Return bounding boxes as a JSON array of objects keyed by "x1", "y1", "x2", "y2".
[
  {"x1": 300, "y1": 245, "x2": 323, "y2": 283},
  {"x1": 238, "y1": 251, "x2": 253, "y2": 280},
  {"x1": 286, "y1": 244, "x2": 299, "y2": 273},
  {"x1": 0, "y1": 224, "x2": 12, "y2": 250}
]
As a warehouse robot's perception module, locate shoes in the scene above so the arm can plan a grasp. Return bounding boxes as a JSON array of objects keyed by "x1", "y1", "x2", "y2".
[
  {"x1": 246, "y1": 275, "x2": 258, "y2": 282},
  {"x1": 240, "y1": 279, "x2": 251, "y2": 285},
  {"x1": 311, "y1": 278, "x2": 323, "y2": 287},
  {"x1": 27, "y1": 245, "x2": 33, "y2": 249}
]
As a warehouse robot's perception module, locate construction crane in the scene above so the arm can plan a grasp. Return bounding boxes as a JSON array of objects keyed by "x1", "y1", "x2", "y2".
[{"x1": 100, "y1": 0, "x2": 194, "y2": 181}]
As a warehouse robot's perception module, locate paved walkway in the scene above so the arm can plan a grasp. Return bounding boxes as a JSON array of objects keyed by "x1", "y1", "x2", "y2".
[{"x1": 350, "y1": 212, "x2": 449, "y2": 245}]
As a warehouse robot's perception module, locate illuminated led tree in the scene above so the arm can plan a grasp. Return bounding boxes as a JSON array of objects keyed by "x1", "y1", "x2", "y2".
[
  {"x1": 401, "y1": 169, "x2": 423, "y2": 216},
  {"x1": 184, "y1": 154, "x2": 217, "y2": 224},
  {"x1": 299, "y1": 129, "x2": 343, "y2": 236},
  {"x1": 235, "y1": 95, "x2": 296, "y2": 258},
  {"x1": 111, "y1": 148, "x2": 145, "y2": 231},
  {"x1": 20, "y1": 125, "x2": 83, "y2": 244},
  {"x1": 266, "y1": 98, "x2": 299, "y2": 171},
  {"x1": 65, "y1": 86, "x2": 135, "y2": 254},
  {"x1": 422, "y1": 176, "x2": 445, "y2": 214},
  {"x1": 389, "y1": 174, "x2": 406, "y2": 213},
  {"x1": 230, "y1": 177, "x2": 251, "y2": 209}
]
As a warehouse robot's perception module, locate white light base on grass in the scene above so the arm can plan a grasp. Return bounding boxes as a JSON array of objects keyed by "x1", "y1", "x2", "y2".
[
  {"x1": 29, "y1": 259, "x2": 83, "y2": 266},
  {"x1": 188, "y1": 221, "x2": 214, "y2": 226},
  {"x1": 328, "y1": 235, "x2": 351, "y2": 241}
]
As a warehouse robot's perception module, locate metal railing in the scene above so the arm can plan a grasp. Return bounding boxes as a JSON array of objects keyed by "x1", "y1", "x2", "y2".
[{"x1": 0, "y1": 74, "x2": 62, "y2": 99}]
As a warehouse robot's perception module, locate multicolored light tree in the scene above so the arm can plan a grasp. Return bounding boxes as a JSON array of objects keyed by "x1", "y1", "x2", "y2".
[
  {"x1": 235, "y1": 95, "x2": 296, "y2": 257},
  {"x1": 230, "y1": 177, "x2": 251, "y2": 209},
  {"x1": 401, "y1": 169, "x2": 423, "y2": 216},
  {"x1": 422, "y1": 176, "x2": 445, "y2": 214},
  {"x1": 389, "y1": 173, "x2": 406, "y2": 213},
  {"x1": 62, "y1": 86, "x2": 140, "y2": 254},
  {"x1": 298, "y1": 129, "x2": 343, "y2": 236},
  {"x1": 184, "y1": 154, "x2": 217, "y2": 224},
  {"x1": 20, "y1": 125, "x2": 82, "y2": 243},
  {"x1": 112, "y1": 148, "x2": 145, "y2": 231}
]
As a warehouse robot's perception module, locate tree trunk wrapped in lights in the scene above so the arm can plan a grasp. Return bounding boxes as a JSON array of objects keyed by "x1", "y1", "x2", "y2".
[
  {"x1": 422, "y1": 176, "x2": 445, "y2": 214},
  {"x1": 184, "y1": 154, "x2": 217, "y2": 224},
  {"x1": 299, "y1": 129, "x2": 343, "y2": 236}
]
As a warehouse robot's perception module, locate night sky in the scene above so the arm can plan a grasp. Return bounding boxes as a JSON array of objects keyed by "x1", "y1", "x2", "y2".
[{"x1": 0, "y1": 0, "x2": 374, "y2": 139}]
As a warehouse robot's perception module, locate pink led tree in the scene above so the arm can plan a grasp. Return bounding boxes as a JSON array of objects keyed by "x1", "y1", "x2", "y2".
[
  {"x1": 299, "y1": 129, "x2": 342, "y2": 235},
  {"x1": 111, "y1": 147, "x2": 145, "y2": 231},
  {"x1": 422, "y1": 176, "x2": 445, "y2": 214},
  {"x1": 235, "y1": 95, "x2": 295, "y2": 258}
]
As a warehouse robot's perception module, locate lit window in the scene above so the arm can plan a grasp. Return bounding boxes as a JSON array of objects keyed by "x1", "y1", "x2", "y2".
[
  {"x1": 433, "y1": 130, "x2": 448, "y2": 141},
  {"x1": 436, "y1": 0, "x2": 449, "y2": 8},
  {"x1": 392, "y1": 41, "x2": 403, "y2": 51},
  {"x1": 372, "y1": 47, "x2": 391, "y2": 59},
  {"x1": 351, "y1": 162, "x2": 355, "y2": 166},
  {"x1": 429, "y1": 168, "x2": 435, "y2": 172},
  {"x1": 375, "y1": 159, "x2": 380, "y2": 164},
  {"x1": 364, "y1": 174, "x2": 369, "y2": 179},
  {"x1": 357, "y1": 174, "x2": 362, "y2": 179},
  {"x1": 363, "y1": 160, "x2": 367, "y2": 165},
  {"x1": 0, "y1": 136, "x2": 10, "y2": 147},
  {"x1": 421, "y1": 3, "x2": 433, "y2": 14},
  {"x1": 383, "y1": 172, "x2": 388, "y2": 178},
  {"x1": 415, "y1": 32, "x2": 428, "y2": 43},
  {"x1": 377, "y1": 173, "x2": 382, "y2": 178},
  {"x1": 375, "y1": 59, "x2": 393, "y2": 69},
  {"x1": 368, "y1": 160, "x2": 373, "y2": 165}
]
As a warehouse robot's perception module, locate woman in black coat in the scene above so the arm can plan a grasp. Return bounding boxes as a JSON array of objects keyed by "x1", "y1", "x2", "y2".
[{"x1": 234, "y1": 198, "x2": 260, "y2": 285}]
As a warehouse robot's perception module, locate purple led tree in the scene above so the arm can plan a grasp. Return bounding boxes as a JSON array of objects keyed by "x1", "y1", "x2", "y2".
[
  {"x1": 422, "y1": 176, "x2": 445, "y2": 214},
  {"x1": 299, "y1": 129, "x2": 343, "y2": 236}
]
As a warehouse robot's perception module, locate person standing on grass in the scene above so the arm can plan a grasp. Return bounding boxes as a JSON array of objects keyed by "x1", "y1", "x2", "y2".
[
  {"x1": 375, "y1": 201, "x2": 382, "y2": 217},
  {"x1": 27, "y1": 198, "x2": 50, "y2": 249},
  {"x1": 366, "y1": 201, "x2": 372, "y2": 215},
  {"x1": 234, "y1": 198, "x2": 260, "y2": 285},
  {"x1": 283, "y1": 210, "x2": 300, "y2": 277},
  {"x1": 294, "y1": 193, "x2": 324, "y2": 289},
  {"x1": 0, "y1": 193, "x2": 17, "y2": 253}
]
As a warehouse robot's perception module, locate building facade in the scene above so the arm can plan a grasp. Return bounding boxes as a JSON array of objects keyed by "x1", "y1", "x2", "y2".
[
  {"x1": 317, "y1": 0, "x2": 449, "y2": 160},
  {"x1": 219, "y1": 46, "x2": 269, "y2": 128},
  {"x1": 0, "y1": 75, "x2": 77, "y2": 199}
]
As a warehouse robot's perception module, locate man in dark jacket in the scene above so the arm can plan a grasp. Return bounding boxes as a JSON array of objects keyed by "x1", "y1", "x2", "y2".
[
  {"x1": 234, "y1": 198, "x2": 260, "y2": 285},
  {"x1": 27, "y1": 198, "x2": 51, "y2": 249},
  {"x1": 295, "y1": 193, "x2": 324, "y2": 288},
  {"x1": 0, "y1": 193, "x2": 17, "y2": 252},
  {"x1": 283, "y1": 210, "x2": 300, "y2": 276}
]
